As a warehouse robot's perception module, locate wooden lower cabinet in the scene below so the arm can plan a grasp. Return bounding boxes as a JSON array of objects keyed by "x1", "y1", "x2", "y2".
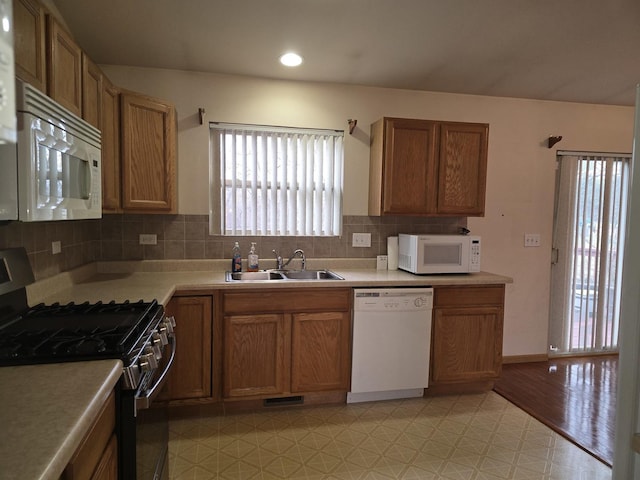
[
  {"x1": 291, "y1": 311, "x2": 351, "y2": 393},
  {"x1": 222, "y1": 288, "x2": 351, "y2": 400},
  {"x1": 62, "y1": 390, "x2": 116, "y2": 480},
  {"x1": 430, "y1": 285, "x2": 504, "y2": 392},
  {"x1": 159, "y1": 294, "x2": 213, "y2": 401}
]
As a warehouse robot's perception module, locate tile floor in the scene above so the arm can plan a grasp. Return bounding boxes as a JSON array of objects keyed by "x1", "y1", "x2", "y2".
[{"x1": 168, "y1": 392, "x2": 612, "y2": 479}]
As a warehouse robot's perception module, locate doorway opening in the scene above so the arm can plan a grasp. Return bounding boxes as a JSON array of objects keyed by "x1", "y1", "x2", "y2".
[{"x1": 549, "y1": 152, "x2": 631, "y2": 355}]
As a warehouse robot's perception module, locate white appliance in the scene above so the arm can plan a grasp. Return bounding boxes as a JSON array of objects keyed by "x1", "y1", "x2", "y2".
[
  {"x1": 0, "y1": 79, "x2": 101, "y2": 221},
  {"x1": 348, "y1": 287, "x2": 433, "y2": 403},
  {"x1": 398, "y1": 233, "x2": 481, "y2": 274},
  {"x1": 0, "y1": 0, "x2": 15, "y2": 145}
]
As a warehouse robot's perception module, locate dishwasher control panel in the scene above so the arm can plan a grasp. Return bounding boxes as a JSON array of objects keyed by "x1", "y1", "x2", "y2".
[{"x1": 354, "y1": 288, "x2": 433, "y2": 312}]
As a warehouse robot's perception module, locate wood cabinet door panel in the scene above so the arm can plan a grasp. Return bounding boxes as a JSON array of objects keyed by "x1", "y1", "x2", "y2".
[
  {"x1": 121, "y1": 92, "x2": 176, "y2": 212},
  {"x1": 163, "y1": 296, "x2": 213, "y2": 400},
  {"x1": 47, "y1": 16, "x2": 82, "y2": 116},
  {"x1": 382, "y1": 118, "x2": 438, "y2": 214},
  {"x1": 81, "y1": 53, "x2": 102, "y2": 129},
  {"x1": 13, "y1": 0, "x2": 46, "y2": 91},
  {"x1": 291, "y1": 311, "x2": 351, "y2": 392},
  {"x1": 431, "y1": 306, "x2": 503, "y2": 383},
  {"x1": 437, "y1": 123, "x2": 488, "y2": 215},
  {"x1": 90, "y1": 435, "x2": 117, "y2": 480},
  {"x1": 223, "y1": 288, "x2": 350, "y2": 315},
  {"x1": 434, "y1": 285, "x2": 504, "y2": 308},
  {"x1": 101, "y1": 79, "x2": 121, "y2": 212},
  {"x1": 223, "y1": 314, "x2": 290, "y2": 397}
]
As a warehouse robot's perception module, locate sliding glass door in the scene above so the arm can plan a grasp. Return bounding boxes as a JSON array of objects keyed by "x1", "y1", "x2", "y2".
[{"x1": 549, "y1": 153, "x2": 630, "y2": 354}]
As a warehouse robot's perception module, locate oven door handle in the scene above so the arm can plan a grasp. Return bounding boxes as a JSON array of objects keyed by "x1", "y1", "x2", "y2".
[{"x1": 135, "y1": 334, "x2": 176, "y2": 413}]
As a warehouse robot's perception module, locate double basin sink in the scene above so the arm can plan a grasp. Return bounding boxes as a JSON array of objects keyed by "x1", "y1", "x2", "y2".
[{"x1": 225, "y1": 269, "x2": 344, "y2": 282}]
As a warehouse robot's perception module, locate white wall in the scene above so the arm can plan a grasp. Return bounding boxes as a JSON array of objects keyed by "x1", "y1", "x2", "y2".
[{"x1": 101, "y1": 65, "x2": 634, "y2": 357}]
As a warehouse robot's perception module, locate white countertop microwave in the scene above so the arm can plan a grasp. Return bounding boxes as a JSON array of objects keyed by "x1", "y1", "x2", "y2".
[
  {"x1": 0, "y1": 79, "x2": 102, "y2": 221},
  {"x1": 398, "y1": 233, "x2": 481, "y2": 274}
]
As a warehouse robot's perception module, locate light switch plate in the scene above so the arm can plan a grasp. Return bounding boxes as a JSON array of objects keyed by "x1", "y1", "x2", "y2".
[
  {"x1": 524, "y1": 233, "x2": 541, "y2": 247},
  {"x1": 139, "y1": 234, "x2": 158, "y2": 245},
  {"x1": 377, "y1": 255, "x2": 388, "y2": 270},
  {"x1": 51, "y1": 241, "x2": 61, "y2": 255},
  {"x1": 352, "y1": 232, "x2": 372, "y2": 247}
]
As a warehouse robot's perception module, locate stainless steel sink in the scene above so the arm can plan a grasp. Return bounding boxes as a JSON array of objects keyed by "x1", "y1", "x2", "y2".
[
  {"x1": 280, "y1": 269, "x2": 344, "y2": 280},
  {"x1": 225, "y1": 271, "x2": 286, "y2": 281},
  {"x1": 225, "y1": 269, "x2": 344, "y2": 282}
]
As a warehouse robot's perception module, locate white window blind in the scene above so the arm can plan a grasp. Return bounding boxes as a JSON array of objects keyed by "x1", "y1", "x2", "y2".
[
  {"x1": 549, "y1": 153, "x2": 630, "y2": 354},
  {"x1": 209, "y1": 123, "x2": 344, "y2": 236}
]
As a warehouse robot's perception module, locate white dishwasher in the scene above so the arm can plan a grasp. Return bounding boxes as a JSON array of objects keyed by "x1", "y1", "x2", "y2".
[{"x1": 347, "y1": 287, "x2": 433, "y2": 403}]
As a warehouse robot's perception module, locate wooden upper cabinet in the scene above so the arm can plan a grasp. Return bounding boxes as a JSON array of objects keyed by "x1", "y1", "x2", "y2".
[
  {"x1": 13, "y1": 0, "x2": 47, "y2": 91},
  {"x1": 437, "y1": 122, "x2": 488, "y2": 216},
  {"x1": 46, "y1": 15, "x2": 82, "y2": 116},
  {"x1": 81, "y1": 53, "x2": 102, "y2": 129},
  {"x1": 120, "y1": 91, "x2": 177, "y2": 212},
  {"x1": 101, "y1": 78, "x2": 121, "y2": 212},
  {"x1": 369, "y1": 117, "x2": 489, "y2": 217}
]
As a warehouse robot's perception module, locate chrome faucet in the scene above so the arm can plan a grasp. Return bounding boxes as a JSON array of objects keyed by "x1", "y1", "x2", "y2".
[
  {"x1": 272, "y1": 249, "x2": 306, "y2": 270},
  {"x1": 272, "y1": 249, "x2": 284, "y2": 270}
]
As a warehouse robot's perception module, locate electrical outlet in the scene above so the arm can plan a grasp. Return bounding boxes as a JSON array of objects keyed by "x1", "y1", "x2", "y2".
[
  {"x1": 139, "y1": 234, "x2": 158, "y2": 245},
  {"x1": 51, "y1": 241, "x2": 61, "y2": 255},
  {"x1": 352, "y1": 233, "x2": 371, "y2": 247},
  {"x1": 524, "y1": 233, "x2": 541, "y2": 247}
]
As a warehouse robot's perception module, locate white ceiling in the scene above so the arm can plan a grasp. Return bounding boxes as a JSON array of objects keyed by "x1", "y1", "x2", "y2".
[{"x1": 53, "y1": 0, "x2": 640, "y2": 106}]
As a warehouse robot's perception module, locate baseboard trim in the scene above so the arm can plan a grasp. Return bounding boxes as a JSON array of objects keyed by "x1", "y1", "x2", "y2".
[{"x1": 503, "y1": 354, "x2": 549, "y2": 364}]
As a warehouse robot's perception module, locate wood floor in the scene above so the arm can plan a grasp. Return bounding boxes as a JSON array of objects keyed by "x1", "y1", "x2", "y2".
[{"x1": 493, "y1": 355, "x2": 617, "y2": 466}]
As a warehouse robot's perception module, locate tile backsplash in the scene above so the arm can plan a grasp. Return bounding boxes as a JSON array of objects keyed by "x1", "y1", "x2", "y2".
[{"x1": 0, "y1": 214, "x2": 467, "y2": 280}]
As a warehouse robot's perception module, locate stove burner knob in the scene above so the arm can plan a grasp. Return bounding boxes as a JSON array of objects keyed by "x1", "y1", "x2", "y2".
[
  {"x1": 161, "y1": 316, "x2": 175, "y2": 334},
  {"x1": 154, "y1": 329, "x2": 168, "y2": 347},
  {"x1": 139, "y1": 351, "x2": 158, "y2": 372},
  {"x1": 146, "y1": 344, "x2": 161, "y2": 361}
]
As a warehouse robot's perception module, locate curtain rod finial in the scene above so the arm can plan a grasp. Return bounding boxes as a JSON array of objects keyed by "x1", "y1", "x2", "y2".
[
  {"x1": 347, "y1": 119, "x2": 357, "y2": 135},
  {"x1": 548, "y1": 135, "x2": 563, "y2": 148}
]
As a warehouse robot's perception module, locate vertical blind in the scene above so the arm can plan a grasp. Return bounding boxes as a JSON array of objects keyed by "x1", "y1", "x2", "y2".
[
  {"x1": 209, "y1": 124, "x2": 344, "y2": 236},
  {"x1": 549, "y1": 153, "x2": 630, "y2": 354}
]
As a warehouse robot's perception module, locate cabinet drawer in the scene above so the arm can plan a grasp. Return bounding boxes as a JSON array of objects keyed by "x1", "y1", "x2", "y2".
[
  {"x1": 62, "y1": 390, "x2": 115, "y2": 480},
  {"x1": 223, "y1": 288, "x2": 351, "y2": 315},
  {"x1": 434, "y1": 285, "x2": 504, "y2": 307}
]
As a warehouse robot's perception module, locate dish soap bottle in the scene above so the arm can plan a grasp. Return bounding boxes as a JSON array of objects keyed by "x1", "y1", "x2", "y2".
[
  {"x1": 231, "y1": 242, "x2": 242, "y2": 272},
  {"x1": 247, "y1": 242, "x2": 259, "y2": 272}
]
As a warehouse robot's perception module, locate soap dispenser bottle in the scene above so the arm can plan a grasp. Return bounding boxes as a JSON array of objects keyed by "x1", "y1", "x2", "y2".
[
  {"x1": 231, "y1": 242, "x2": 242, "y2": 272},
  {"x1": 247, "y1": 242, "x2": 259, "y2": 272}
]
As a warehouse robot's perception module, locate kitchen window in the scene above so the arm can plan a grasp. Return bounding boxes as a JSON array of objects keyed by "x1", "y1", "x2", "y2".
[{"x1": 209, "y1": 123, "x2": 344, "y2": 236}]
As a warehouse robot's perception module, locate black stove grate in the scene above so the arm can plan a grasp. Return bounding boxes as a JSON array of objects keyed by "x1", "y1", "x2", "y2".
[{"x1": 0, "y1": 299, "x2": 162, "y2": 365}]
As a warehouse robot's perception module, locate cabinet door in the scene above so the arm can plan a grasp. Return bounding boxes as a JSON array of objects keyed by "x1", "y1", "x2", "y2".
[
  {"x1": 291, "y1": 311, "x2": 351, "y2": 392},
  {"x1": 101, "y1": 78, "x2": 121, "y2": 212},
  {"x1": 163, "y1": 296, "x2": 213, "y2": 400},
  {"x1": 223, "y1": 313, "x2": 290, "y2": 398},
  {"x1": 437, "y1": 122, "x2": 488, "y2": 216},
  {"x1": 90, "y1": 435, "x2": 117, "y2": 480},
  {"x1": 81, "y1": 53, "x2": 102, "y2": 129},
  {"x1": 381, "y1": 118, "x2": 439, "y2": 215},
  {"x1": 46, "y1": 16, "x2": 82, "y2": 116},
  {"x1": 120, "y1": 91, "x2": 177, "y2": 212},
  {"x1": 431, "y1": 305, "x2": 503, "y2": 383},
  {"x1": 13, "y1": 0, "x2": 46, "y2": 91}
]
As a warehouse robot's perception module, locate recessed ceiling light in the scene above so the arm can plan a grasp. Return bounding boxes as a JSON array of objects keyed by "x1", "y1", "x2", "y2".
[{"x1": 280, "y1": 52, "x2": 303, "y2": 67}]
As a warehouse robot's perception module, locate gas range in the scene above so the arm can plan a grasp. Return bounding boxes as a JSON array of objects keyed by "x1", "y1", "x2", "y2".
[
  {"x1": 0, "y1": 248, "x2": 175, "y2": 391},
  {"x1": 0, "y1": 298, "x2": 174, "y2": 389}
]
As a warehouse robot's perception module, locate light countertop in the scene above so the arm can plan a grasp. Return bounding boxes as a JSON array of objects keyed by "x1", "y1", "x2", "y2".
[
  {"x1": 0, "y1": 360, "x2": 122, "y2": 480},
  {"x1": 27, "y1": 259, "x2": 513, "y2": 307}
]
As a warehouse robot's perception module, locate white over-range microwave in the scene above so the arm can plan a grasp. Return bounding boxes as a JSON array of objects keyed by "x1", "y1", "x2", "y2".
[
  {"x1": 0, "y1": 79, "x2": 101, "y2": 221},
  {"x1": 398, "y1": 233, "x2": 481, "y2": 274}
]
